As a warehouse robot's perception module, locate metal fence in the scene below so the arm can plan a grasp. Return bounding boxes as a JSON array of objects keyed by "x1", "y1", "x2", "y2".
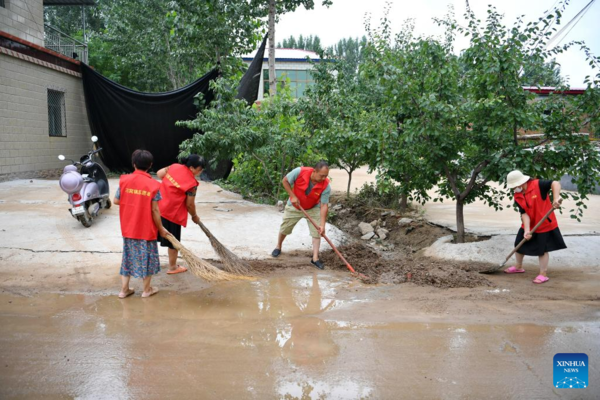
[
  {"x1": 44, "y1": 24, "x2": 88, "y2": 64},
  {"x1": 48, "y1": 89, "x2": 67, "y2": 137}
]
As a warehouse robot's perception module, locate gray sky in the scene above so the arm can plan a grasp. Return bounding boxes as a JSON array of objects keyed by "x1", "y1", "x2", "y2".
[{"x1": 275, "y1": 0, "x2": 599, "y2": 87}]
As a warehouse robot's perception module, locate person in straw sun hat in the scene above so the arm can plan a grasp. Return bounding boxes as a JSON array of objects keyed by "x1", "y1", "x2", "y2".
[{"x1": 504, "y1": 170, "x2": 566, "y2": 284}]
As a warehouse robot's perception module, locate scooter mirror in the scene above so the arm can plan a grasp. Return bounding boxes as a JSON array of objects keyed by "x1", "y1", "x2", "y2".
[
  {"x1": 91, "y1": 136, "x2": 98, "y2": 143},
  {"x1": 58, "y1": 155, "x2": 66, "y2": 161}
]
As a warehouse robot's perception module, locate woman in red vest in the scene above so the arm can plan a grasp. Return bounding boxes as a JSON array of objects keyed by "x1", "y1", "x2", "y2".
[
  {"x1": 272, "y1": 161, "x2": 332, "y2": 270},
  {"x1": 156, "y1": 155, "x2": 206, "y2": 274},
  {"x1": 114, "y1": 150, "x2": 168, "y2": 298},
  {"x1": 505, "y1": 170, "x2": 566, "y2": 284}
]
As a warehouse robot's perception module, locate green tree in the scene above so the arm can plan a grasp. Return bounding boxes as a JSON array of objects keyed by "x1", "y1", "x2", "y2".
[
  {"x1": 277, "y1": 34, "x2": 368, "y2": 77},
  {"x1": 371, "y1": 4, "x2": 600, "y2": 242},
  {"x1": 178, "y1": 78, "x2": 314, "y2": 201},
  {"x1": 44, "y1": 4, "x2": 104, "y2": 38},
  {"x1": 361, "y1": 20, "x2": 439, "y2": 210},
  {"x1": 325, "y1": 36, "x2": 367, "y2": 76},
  {"x1": 301, "y1": 59, "x2": 387, "y2": 196},
  {"x1": 251, "y1": 0, "x2": 332, "y2": 96},
  {"x1": 46, "y1": 0, "x2": 266, "y2": 92},
  {"x1": 101, "y1": 0, "x2": 265, "y2": 91},
  {"x1": 521, "y1": 57, "x2": 564, "y2": 87},
  {"x1": 278, "y1": 34, "x2": 323, "y2": 52}
]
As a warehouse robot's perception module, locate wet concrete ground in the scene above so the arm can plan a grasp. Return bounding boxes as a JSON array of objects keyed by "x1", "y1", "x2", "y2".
[
  {"x1": 1, "y1": 177, "x2": 599, "y2": 398},
  {"x1": 1, "y1": 271, "x2": 598, "y2": 399}
]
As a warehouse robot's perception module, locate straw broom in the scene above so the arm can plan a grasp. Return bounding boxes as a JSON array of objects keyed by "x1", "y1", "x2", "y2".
[
  {"x1": 163, "y1": 233, "x2": 252, "y2": 282},
  {"x1": 196, "y1": 221, "x2": 250, "y2": 275}
]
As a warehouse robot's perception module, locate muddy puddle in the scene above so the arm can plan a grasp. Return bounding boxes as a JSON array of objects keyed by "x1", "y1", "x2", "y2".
[{"x1": 1, "y1": 273, "x2": 598, "y2": 399}]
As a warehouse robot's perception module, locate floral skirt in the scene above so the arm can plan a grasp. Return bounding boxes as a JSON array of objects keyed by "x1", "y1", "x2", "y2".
[{"x1": 120, "y1": 238, "x2": 161, "y2": 278}]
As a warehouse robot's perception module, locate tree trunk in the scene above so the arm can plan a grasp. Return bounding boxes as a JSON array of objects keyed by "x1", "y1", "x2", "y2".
[
  {"x1": 456, "y1": 199, "x2": 465, "y2": 244},
  {"x1": 268, "y1": 0, "x2": 276, "y2": 96},
  {"x1": 346, "y1": 171, "x2": 353, "y2": 198},
  {"x1": 400, "y1": 193, "x2": 408, "y2": 211},
  {"x1": 400, "y1": 176, "x2": 409, "y2": 210}
]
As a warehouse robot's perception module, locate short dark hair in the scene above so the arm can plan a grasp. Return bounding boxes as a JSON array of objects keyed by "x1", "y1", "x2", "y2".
[
  {"x1": 179, "y1": 154, "x2": 207, "y2": 169},
  {"x1": 132, "y1": 149, "x2": 153, "y2": 171},
  {"x1": 314, "y1": 160, "x2": 329, "y2": 171}
]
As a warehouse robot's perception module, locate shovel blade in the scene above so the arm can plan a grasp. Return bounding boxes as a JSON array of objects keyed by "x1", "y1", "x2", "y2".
[{"x1": 479, "y1": 262, "x2": 505, "y2": 274}]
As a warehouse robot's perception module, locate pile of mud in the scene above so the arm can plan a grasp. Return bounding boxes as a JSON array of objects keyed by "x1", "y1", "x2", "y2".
[{"x1": 320, "y1": 242, "x2": 494, "y2": 288}]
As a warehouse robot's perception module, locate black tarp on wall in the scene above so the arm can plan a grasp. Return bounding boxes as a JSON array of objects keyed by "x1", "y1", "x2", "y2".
[
  {"x1": 81, "y1": 66, "x2": 218, "y2": 173},
  {"x1": 81, "y1": 35, "x2": 267, "y2": 179}
]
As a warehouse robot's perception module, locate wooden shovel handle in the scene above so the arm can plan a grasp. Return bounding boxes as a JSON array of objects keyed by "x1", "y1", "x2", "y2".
[{"x1": 297, "y1": 205, "x2": 358, "y2": 275}]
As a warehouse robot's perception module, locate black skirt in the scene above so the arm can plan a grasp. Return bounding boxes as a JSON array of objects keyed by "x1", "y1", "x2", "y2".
[
  {"x1": 515, "y1": 227, "x2": 567, "y2": 256},
  {"x1": 157, "y1": 217, "x2": 182, "y2": 250}
]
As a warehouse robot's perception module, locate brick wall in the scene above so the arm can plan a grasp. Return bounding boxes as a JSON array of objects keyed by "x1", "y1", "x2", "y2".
[
  {"x1": 0, "y1": 53, "x2": 92, "y2": 177},
  {"x1": 0, "y1": 0, "x2": 44, "y2": 47}
]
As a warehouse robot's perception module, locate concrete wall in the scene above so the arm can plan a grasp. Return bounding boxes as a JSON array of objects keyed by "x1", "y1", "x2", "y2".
[
  {"x1": 0, "y1": 53, "x2": 92, "y2": 177},
  {"x1": 0, "y1": 0, "x2": 44, "y2": 46}
]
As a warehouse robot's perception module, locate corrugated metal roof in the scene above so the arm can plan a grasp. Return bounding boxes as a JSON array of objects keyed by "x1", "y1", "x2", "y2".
[{"x1": 43, "y1": 0, "x2": 96, "y2": 5}]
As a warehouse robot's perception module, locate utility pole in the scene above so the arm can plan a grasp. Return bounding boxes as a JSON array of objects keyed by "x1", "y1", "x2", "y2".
[{"x1": 268, "y1": 0, "x2": 277, "y2": 96}]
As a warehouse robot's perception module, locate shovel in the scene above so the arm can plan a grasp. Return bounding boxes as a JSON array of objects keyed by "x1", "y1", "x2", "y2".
[
  {"x1": 297, "y1": 204, "x2": 370, "y2": 281},
  {"x1": 480, "y1": 198, "x2": 562, "y2": 274}
]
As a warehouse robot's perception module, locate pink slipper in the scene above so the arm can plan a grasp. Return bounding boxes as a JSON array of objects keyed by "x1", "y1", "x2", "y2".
[
  {"x1": 504, "y1": 266, "x2": 525, "y2": 274},
  {"x1": 533, "y1": 275, "x2": 549, "y2": 284},
  {"x1": 166, "y1": 265, "x2": 188, "y2": 275}
]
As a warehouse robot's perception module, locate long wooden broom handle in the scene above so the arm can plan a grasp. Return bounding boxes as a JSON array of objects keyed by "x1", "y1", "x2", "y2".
[
  {"x1": 196, "y1": 220, "x2": 210, "y2": 236},
  {"x1": 297, "y1": 204, "x2": 357, "y2": 274},
  {"x1": 504, "y1": 198, "x2": 563, "y2": 263}
]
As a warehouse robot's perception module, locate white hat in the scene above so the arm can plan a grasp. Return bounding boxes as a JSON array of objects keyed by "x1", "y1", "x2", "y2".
[{"x1": 507, "y1": 170, "x2": 530, "y2": 189}]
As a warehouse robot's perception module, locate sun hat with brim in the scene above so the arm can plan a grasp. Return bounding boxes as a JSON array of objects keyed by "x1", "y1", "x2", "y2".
[{"x1": 507, "y1": 170, "x2": 530, "y2": 189}]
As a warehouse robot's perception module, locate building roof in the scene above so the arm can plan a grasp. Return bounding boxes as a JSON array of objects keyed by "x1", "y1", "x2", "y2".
[
  {"x1": 43, "y1": 0, "x2": 96, "y2": 5},
  {"x1": 242, "y1": 48, "x2": 321, "y2": 62},
  {"x1": 523, "y1": 86, "x2": 586, "y2": 95}
]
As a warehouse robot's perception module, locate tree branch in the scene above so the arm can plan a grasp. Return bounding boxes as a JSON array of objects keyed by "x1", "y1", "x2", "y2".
[
  {"x1": 460, "y1": 159, "x2": 490, "y2": 199},
  {"x1": 251, "y1": 151, "x2": 275, "y2": 188},
  {"x1": 522, "y1": 138, "x2": 550, "y2": 149},
  {"x1": 443, "y1": 164, "x2": 460, "y2": 198}
]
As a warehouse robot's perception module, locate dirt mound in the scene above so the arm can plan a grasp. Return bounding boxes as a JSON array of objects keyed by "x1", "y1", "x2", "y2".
[
  {"x1": 387, "y1": 222, "x2": 451, "y2": 251},
  {"x1": 320, "y1": 242, "x2": 493, "y2": 288}
]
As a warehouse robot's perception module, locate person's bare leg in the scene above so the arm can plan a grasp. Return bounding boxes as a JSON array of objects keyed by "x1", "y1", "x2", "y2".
[
  {"x1": 119, "y1": 275, "x2": 133, "y2": 298},
  {"x1": 539, "y1": 252, "x2": 549, "y2": 277},
  {"x1": 168, "y1": 248, "x2": 179, "y2": 271},
  {"x1": 312, "y1": 237, "x2": 321, "y2": 261},
  {"x1": 515, "y1": 252, "x2": 525, "y2": 268},
  {"x1": 276, "y1": 233, "x2": 287, "y2": 250},
  {"x1": 142, "y1": 276, "x2": 158, "y2": 297}
]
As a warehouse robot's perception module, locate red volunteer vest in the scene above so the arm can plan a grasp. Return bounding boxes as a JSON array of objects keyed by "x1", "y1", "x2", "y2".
[
  {"x1": 514, "y1": 179, "x2": 558, "y2": 233},
  {"x1": 119, "y1": 170, "x2": 161, "y2": 240},
  {"x1": 159, "y1": 163, "x2": 199, "y2": 227},
  {"x1": 292, "y1": 167, "x2": 330, "y2": 210}
]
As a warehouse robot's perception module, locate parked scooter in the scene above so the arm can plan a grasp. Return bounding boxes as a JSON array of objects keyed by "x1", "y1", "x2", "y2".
[{"x1": 58, "y1": 136, "x2": 111, "y2": 227}]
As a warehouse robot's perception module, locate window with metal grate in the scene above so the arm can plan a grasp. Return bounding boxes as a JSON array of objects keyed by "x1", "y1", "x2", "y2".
[
  {"x1": 0, "y1": 0, "x2": 5, "y2": 8},
  {"x1": 48, "y1": 89, "x2": 67, "y2": 137}
]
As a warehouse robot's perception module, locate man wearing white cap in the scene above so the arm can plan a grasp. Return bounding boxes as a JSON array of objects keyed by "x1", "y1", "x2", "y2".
[{"x1": 505, "y1": 170, "x2": 566, "y2": 284}]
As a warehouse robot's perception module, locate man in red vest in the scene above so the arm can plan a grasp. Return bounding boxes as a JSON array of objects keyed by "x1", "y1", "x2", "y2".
[
  {"x1": 504, "y1": 170, "x2": 566, "y2": 284},
  {"x1": 272, "y1": 161, "x2": 331, "y2": 269}
]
